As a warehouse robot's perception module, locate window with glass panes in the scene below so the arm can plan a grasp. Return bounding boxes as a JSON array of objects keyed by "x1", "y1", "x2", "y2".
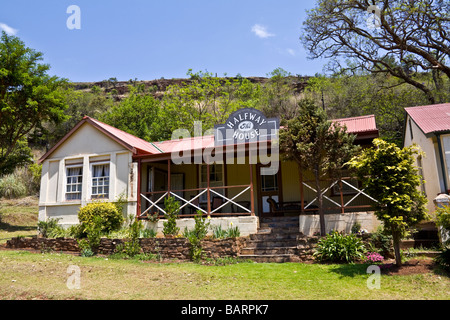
[
  {"x1": 91, "y1": 163, "x2": 110, "y2": 199},
  {"x1": 66, "y1": 166, "x2": 83, "y2": 200}
]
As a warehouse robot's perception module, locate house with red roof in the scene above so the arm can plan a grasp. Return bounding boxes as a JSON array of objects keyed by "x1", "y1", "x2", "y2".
[
  {"x1": 404, "y1": 103, "x2": 450, "y2": 214},
  {"x1": 38, "y1": 109, "x2": 380, "y2": 237}
]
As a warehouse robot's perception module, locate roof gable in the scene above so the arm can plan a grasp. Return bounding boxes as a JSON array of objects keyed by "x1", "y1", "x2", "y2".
[{"x1": 38, "y1": 116, "x2": 159, "y2": 163}]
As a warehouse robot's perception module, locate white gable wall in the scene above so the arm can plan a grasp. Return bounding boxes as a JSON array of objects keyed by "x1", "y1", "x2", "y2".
[
  {"x1": 404, "y1": 116, "x2": 443, "y2": 214},
  {"x1": 38, "y1": 123, "x2": 137, "y2": 227}
]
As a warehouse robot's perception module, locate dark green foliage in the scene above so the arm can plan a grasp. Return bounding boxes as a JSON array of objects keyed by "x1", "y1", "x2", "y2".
[
  {"x1": 37, "y1": 218, "x2": 65, "y2": 238},
  {"x1": 313, "y1": 230, "x2": 367, "y2": 263},
  {"x1": 162, "y1": 197, "x2": 180, "y2": 237},
  {"x1": 367, "y1": 226, "x2": 393, "y2": 258},
  {"x1": 280, "y1": 98, "x2": 359, "y2": 235},
  {"x1": 186, "y1": 211, "x2": 211, "y2": 262},
  {"x1": 435, "y1": 248, "x2": 450, "y2": 272},
  {"x1": 100, "y1": 90, "x2": 165, "y2": 141},
  {"x1": 0, "y1": 32, "x2": 68, "y2": 174},
  {"x1": 77, "y1": 215, "x2": 103, "y2": 256}
]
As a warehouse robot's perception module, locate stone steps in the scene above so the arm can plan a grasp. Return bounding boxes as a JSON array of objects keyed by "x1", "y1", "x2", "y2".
[{"x1": 239, "y1": 216, "x2": 312, "y2": 263}]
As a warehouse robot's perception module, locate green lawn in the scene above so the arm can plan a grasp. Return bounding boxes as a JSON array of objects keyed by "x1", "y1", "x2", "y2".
[
  {"x1": 0, "y1": 196, "x2": 449, "y2": 300},
  {"x1": 0, "y1": 250, "x2": 448, "y2": 300}
]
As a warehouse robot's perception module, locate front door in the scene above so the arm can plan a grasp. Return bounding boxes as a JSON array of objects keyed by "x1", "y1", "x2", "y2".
[{"x1": 257, "y1": 164, "x2": 282, "y2": 217}]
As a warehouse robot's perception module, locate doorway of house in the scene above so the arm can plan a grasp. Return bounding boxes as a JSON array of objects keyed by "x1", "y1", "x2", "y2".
[{"x1": 256, "y1": 164, "x2": 282, "y2": 217}]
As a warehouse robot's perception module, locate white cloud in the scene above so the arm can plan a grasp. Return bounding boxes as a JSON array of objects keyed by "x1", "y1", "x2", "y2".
[
  {"x1": 287, "y1": 48, "x2": 296, "y2": 56},
  {"x1": 0, "y1": 23, "x2": 18, "y2": 36},
  {"x1": 251, "y1": 24, "x2": 274, "y2": 39}
]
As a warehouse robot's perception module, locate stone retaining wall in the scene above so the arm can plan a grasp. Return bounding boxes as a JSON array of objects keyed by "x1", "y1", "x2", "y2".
[{"x1": 6, "y1": 236, "x2": 248, "y2": 260}]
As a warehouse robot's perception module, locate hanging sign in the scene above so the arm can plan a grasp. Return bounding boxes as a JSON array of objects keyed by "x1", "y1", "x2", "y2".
[{"x1": 214, "y1": 108, "x2": 279, "y2": 146}]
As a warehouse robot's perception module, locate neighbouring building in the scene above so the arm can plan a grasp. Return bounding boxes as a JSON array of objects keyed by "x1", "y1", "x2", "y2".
[
  {"x1": 38, "y1": 109, "x2": 381, "y2": 236},
  {"x1": 403, "y1": 103, "x2": 450, "y2": 214}
]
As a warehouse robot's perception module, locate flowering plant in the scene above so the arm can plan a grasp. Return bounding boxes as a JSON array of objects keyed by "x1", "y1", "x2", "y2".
[{"x1": 365, "y1": 251, "x2": 384, "y2": 264}]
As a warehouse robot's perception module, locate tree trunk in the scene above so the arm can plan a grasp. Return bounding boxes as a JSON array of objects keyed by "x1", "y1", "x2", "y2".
[{"x1": 392, "y1": 231, "x2": 402, "y2": 267}]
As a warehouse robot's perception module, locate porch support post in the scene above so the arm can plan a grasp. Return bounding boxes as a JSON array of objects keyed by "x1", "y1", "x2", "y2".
[
  {"x1": 167, "y1": 159, "x2": 171, "y2": 194},
  {"x1": 249, "y1": 162, "x2": 255, "y2": 216},
  {"x1": 137, "y1": 158, "x2": 142, "y2": 218},
  {"x1": 339, "y1": 179, "x2": 345, "y2": 214},
  {"x1": 299, "y1": 165, "x2": 304, "y2": 214},
  {"x1": 206, "y1": 161, "x2": 211, "y2": 215}
]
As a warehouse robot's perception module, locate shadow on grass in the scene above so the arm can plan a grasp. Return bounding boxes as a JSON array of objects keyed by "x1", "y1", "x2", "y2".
[
  {"x1": 0, "y1": 221, "x2": 36, "y2": 233},
  {"x1": 327, "y1": 263, "x2": 370, "y2": 278}
]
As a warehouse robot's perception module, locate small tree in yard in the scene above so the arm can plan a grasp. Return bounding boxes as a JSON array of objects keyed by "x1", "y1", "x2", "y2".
[
  {"x1": 348, "y1": 139, "x2": 428, "y2": 266},
  {"x1": 280, "y1": 98, "x2": 359, "y2": 236}
]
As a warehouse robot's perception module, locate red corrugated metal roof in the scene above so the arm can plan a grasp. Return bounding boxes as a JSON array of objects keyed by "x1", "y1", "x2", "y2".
[
  {"x1": 151, "y1": 135, "x2": 215, "y2": 154},
  {"x1": 405, "y1": 103, "x2": 450, "y2": 134},
  {"x1": 87, "y1": 117, "x2": 161, "y2": 154},
  {"x1": 38, "y1": 116, "x2": 160, "y2": 163},
  {"x1": 332, "y1": 114, "x2": 378, "y2": 133}
]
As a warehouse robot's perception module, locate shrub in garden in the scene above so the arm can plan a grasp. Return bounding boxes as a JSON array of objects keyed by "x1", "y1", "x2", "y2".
[
  {"x1": 435, "y1": 205, "x2": 450, "y2": 246},
  {"x1": 0, "y1": 172, "x2": 26, "y2": 199},
  {"x1": 313, "y1": 230, "x2": 366, "y2": 263},
  {"x1": 211, "y1": 223, "x2": 241, "y2": 239},
  {"x1": 78, "y1": 201, "x2": 124, "y2": 234},
  {"x1": 367, "y1": 226, "x2": 393, "y2": 258},
  {"x1": 162, "y1": 197, "x2": 180, "y2": 237},
  {"x1": 37, "y1": 218, "x2": 65, "y2": 238},
  {"x1": 435, "y1": 248, "x2": 450, "y2": 272},
  {"x1": 77, "y1": 215, "x2": 103, "y2": 256},
  {"x1": 186, "y1": 211, "x2": 211, "y2": 262}
]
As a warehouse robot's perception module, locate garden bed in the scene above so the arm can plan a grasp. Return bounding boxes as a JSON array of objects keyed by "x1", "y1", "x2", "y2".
[{"x1": 379, "y1": 258, "x2": 436, "y2": 276}]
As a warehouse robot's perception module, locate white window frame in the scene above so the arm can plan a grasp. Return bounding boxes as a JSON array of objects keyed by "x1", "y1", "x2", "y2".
[
  {"x1": 90, "y1": 161, "x2": 110, "y2": 200},
  {"x1": 65, "y1": 164, "x2": 83, "y2": 201}
]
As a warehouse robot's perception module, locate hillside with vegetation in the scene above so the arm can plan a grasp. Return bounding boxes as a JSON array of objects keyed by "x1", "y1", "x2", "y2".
[{"x1": 2, "y1": 66, "x2": 450, "y2": 200}]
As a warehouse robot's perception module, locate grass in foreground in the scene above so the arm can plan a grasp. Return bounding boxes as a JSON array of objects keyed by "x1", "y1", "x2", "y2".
[
  {"x1": 0, "y1": 250, "x2": 448, "y2": 300},
  {"x1": 0, "y1": 197, "x2": 38, "y2": 244}
]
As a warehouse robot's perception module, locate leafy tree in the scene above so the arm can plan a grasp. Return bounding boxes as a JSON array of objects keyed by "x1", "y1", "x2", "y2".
[
  {"x1": 100, "y1": 89, "x2": 164, "y2": 141},
  {"x1": 258, "y1": 68, "x2": 300, "y2": 120},
  {"x1": 303, "y1": 71, "x2": 434, "y2": 146},
  {"x1": 48, "y1": 88, "x2": 114, "y2": 145},
  {"x1": 301, "y1": 0, "x2": 450, "y2": 103},
  {"x1": 161, "y1": 70, "x2": 261, "y2": 136},
  {"x1": 0, "y1": 31, "x2": 68, "y2": 173},
  {"x1": 348, "y1": 139, "x2": 428, "y2": 266},
  {"x1": 280, "y1": 99, "x2": 359, "y2": 236}
]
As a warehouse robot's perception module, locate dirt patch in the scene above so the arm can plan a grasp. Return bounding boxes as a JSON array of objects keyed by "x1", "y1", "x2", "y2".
[{"x1": 380, "y1": 258, "x2": 436, "y2": 275}]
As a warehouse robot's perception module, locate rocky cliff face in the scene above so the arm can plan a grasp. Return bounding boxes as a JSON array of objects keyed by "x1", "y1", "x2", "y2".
[{"x1": 72, "y1": 76, "x2": 310, "y2": 97}]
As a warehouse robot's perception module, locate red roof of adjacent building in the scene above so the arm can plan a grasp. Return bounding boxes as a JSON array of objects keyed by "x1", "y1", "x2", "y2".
[
  {"x1": 405, "y1": 103, "x2": 450, "y2": 135},
  {"x1": 332, "y1": 114, "x2": 378, "y2": 134}
]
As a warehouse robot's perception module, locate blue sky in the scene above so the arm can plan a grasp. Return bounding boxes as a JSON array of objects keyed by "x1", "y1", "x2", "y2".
[{"x1": 1, "y1": 0, "x2": 327, "y2": 82}]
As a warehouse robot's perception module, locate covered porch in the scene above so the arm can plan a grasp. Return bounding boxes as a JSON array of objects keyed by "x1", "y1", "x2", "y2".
[{"x1": 133, "y1": 151, "x2": 378, "y2": 221}]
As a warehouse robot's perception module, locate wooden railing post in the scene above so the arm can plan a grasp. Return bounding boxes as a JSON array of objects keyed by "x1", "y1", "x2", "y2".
[
  {"x1": 249, "y1": 163, "x2": 254, "y2": 216},
  {"x1": 206, "y1": 161, "x2": 211, "y2": 215}
]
